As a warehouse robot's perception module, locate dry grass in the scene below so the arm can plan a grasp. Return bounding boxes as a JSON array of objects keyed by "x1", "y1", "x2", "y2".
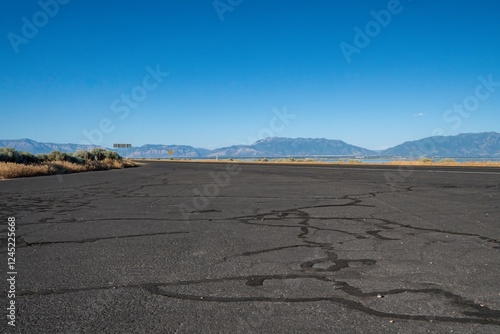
[
  {"x1": 384, "y1": 160, "x2": 500, "y2": 167},
  {"x1": 144, "y1": 158, "x2": 500, "y2": 168},
  {"x1": 0, "y1": 159, "x2": 137, "y2": 180},
  {"x1": 0, "y1": 163, "x2": 51, "y2": 179}
]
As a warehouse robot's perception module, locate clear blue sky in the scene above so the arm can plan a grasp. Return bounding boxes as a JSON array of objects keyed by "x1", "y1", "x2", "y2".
[{"x1": 1, "y1": 0, "x2": 499, "y2": 150}]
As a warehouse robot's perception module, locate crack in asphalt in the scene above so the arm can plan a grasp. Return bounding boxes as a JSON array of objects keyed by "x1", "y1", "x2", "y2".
[
  {"x1": 18, "y1": 274, "x2": 500, "y2": 325},
  {"x1": 8, "y1": 167, "x2": 500, "y2": 327},
  {"x1": 16, "y1": 198, "x2": 500, "y2": 325},
  {"x1": 14, "y1": 231, "x2": 188, "y2": 247}
]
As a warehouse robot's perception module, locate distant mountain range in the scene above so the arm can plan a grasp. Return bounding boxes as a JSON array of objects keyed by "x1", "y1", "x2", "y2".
[
  {"x1": 382, "y1": 132, "x2": 500, "y2": 157},
  {"x1": 1, "y1": 132, "x2": 499, "y2": 158},
  {"x1": 206, "y1": 137, "x2": 374, "y2": 157},
  {"x1": 122, "y1": 144, "x2": 206, "y2": 159},
  {"x1": 0, "y1": 138, "x2": 100, "y2": 155}
]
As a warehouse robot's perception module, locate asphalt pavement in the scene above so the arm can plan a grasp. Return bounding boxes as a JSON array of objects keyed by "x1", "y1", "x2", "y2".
[{"x1": 1, "y1": 161, "x2": 500, "y2": 333}]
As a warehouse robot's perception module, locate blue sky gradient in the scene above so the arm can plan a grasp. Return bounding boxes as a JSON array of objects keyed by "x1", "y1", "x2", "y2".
[{"x1": 1, "y1": 0, "x2": 499, "y2": 150}]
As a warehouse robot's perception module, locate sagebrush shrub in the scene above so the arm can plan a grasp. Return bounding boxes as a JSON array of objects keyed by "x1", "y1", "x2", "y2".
[
  {"x1": 90, "y1": 148, "x2": 106, "y2": 161},
  {"x1": 0, "y1": 148, "x2": 122, "y2": 165},
  {"x1": 104, "y1": 150, "x2": 122, "y2": 161},
  {"x1": 0, "y1": 148, "x2": 20, "y2": 163},
  {"x1": 20, "y1": 151, "x2": 40, "y2": 164},
  {"x1": 74, "y1": 150, "x2": 94, "y2": 161}
]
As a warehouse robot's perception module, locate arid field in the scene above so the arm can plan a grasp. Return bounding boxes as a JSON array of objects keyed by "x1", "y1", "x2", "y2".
[{"x1": 0, "y1": 148, "x2": 136, "y2": 180}]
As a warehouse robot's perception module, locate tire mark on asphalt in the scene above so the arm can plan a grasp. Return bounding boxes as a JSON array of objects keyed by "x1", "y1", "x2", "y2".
[{"x1": 14, "y1": 231, "x2": 188, "y2": 247}]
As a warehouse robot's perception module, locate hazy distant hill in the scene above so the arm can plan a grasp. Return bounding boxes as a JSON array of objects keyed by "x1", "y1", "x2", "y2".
[
  {"x1": 118, "y1": 144, "x2": 205, "y2": 158},
  {"x1": 0, "y1": 139, "x2": 205, "y2": 158},
  {"x1": 252, "y1": 137, "x2": 375, "y2": 156},
  {"x1": 208, "y1": 137, "x2": 376, "y2": 157},
  {"x1": 382, "y1": 132, "x2": 500, "y2": 157},
  {"x1": 206, "y1": 145, "x2": 263, "y2": 157},
  {"x1": 194, "y1": 148, "x2": 212, "y2": 156},
  {"x1": 2, "y1": 133, "x2": 499, "y2": 158},
  {"x1": 0, "y1": 138, "x2": 100, "y2": 154}
]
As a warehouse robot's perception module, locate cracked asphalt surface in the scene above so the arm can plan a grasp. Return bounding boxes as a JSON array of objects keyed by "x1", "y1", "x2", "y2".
[{"x1": 1, "y1": 161, "x2": 500, "y2": 333}]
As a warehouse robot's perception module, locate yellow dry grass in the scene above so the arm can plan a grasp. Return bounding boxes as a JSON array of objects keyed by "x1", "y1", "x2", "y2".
[
  {"x1": 0, "y1": 163, "x2": 51, "y2": 179},
  {"x1": 0, "y1": 159, "x2": 137, "y2": 180},
  {"x1": 384, "y1": 161, "x2": 500, "y2": 167},
  {"x1": 143, "y1": 158, "x2": 500, "y2": 168}
]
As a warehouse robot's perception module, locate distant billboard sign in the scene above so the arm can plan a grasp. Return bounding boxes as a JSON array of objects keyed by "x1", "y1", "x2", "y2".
[{"x1": 113, "y1": 144, "x2": 132, "y2": 148}]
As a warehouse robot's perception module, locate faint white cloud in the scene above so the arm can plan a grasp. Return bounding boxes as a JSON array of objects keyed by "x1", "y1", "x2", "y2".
[{"x1": 413, "y1": 113, "x2": 425, "y2": 117}]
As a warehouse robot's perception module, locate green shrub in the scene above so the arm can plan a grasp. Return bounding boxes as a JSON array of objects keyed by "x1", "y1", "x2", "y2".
[
  {"x1": 74, "y1": 149, "x2": 121, "y2": 162},
  {"x1": 20, "y1": 151, "x2": 40, "y2": 164},
  {"x1": 47, "y1": 150, "x2": 64, "y2": 161},
  {"x1": 66, "y1": 155, "x2": 84, "y2": 164},
  {"x1": 36, "y1": 154, "x2": 49, "y2": 161},
  {"x1": 419, "y1": 157, "x2": 433, "y2": 163},
  {"x1": 90, "y1": 148, "x2": 107, "y2": 161},
  {"x1": 439, "y1": 158, "x2": 456, "y2": 163},
  {"x1": 74, "y1": 150, "x2": 94, "y2": 161},
  {"x1": 0, "y1": 148, "x2": 21, "y2": 163},
  {"x1": 47, "y1": 151, "x2": 84, "y2": 164},
  {"x1": 104, "y1": 150, "x2": 122, "y2": 161},
  {"x1": 348, "y1": 159, "x2": 362, "y2": 164},
  {"x1": 0, "y1": 148, "x2": 41, "y2": 164}
]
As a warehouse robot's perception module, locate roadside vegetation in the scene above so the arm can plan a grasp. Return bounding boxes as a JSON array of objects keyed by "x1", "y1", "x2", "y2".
[
  {"x1": 384, "y1": 159, "x2": 500, "y2": 167},
  {"x1": 150, "y1": 157, "x2": 500, "y2": 167},
  {"x1": 0, "y1": 148, "x2": 136, "y2": 180}
]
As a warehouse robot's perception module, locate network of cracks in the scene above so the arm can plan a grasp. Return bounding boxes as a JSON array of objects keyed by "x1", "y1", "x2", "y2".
[{"x1": 4, "y1": 181, "x2": 499, "y2": 327}]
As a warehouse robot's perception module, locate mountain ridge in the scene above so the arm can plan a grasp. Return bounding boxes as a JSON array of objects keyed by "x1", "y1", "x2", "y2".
[
  {"x1": 381, "y1": 132, "x2": 500, "y2": 157},
  {"x1": 1, "y1": 132, "x2": 499, "y2": 158}
]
